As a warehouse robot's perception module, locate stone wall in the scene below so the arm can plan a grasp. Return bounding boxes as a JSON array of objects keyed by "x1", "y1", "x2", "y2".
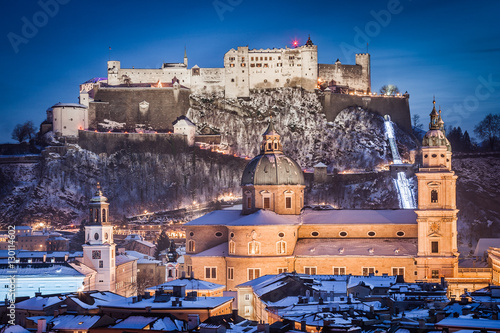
[
  {"x1": 89, "y1": 87, "x2": 190, "y2": 131},
  {"x1": 78, "y1": 130, "x2": 188, "y2": 155},
  {"x1": 321, "y1": 92, "x2": 411, "y2": 133}
]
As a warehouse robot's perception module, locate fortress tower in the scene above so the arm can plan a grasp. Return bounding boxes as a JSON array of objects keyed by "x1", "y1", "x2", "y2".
[
  {"x1": 415, "y1": 100, "x2": 459, "y2": 280},
  {"x1": 355, "y1": 53, "x2": 371, "y2": 92},
  {"x1": 82, "y1": 183, "x2": 116, "y2": 292}
]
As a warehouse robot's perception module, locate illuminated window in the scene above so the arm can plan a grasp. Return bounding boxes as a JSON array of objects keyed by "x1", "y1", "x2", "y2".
[
  {"x1": 187, "y1": 240, "x2": 195, "y2": 252},
  {"x1": 276, "y1": 240, "x2": 286, "y2": 254},
  {"x1": 431, "y1": 190, "x2": 438, "y2": 203},
  {"x1": 431, "y1": 241, "x2": 439, "y2": 253},
  {"x1": 248, "y1": 268, "x2": 261, "y2": 281},
  {"x1": 247, "y1": 196, "x2": 252, "y2": 209},
  {"x1": 362, "y1": 267, "x2": 375, "y2": 276},
  {"x1": 392, "y1": 267, "x2": 405, "y2": 276},
  {"x1": 205, "y1": 266, "x2": 217, "y2": 279},
  {"x1": 278, "y1": 267, "x2": 288, "y2": 274},
  {"x1": 229, "y1": 240, "x2": 235, "y2": 254},
  {"x1": 333, "y1": 267, "x2": 346, "y2": 275},
  {"x1": 285, "y1": 196, "x2": 292, "y2": 209},
  {"x1": 248, "y1": 241, "x2": 260, "y2": 255},
  {"x1": 431, "y1": 270, "x2": 439, "y2": 279},
  {"x1": 304, "y1": 267, "x2": 317, "y2": 275},
  {"x1": 228, "y1": 267, "x2": 234, "y2": 280},
  {"x1": 263, "y1": 197, "x2": 271, "y2": 209}
]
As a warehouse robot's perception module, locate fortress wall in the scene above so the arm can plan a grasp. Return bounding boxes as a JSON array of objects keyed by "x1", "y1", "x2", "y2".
[
  {"x1": 321, "y1": 92, "x2": 411, "y2": 133},
  {"x1": 90, "y1": 87, "x2": 191, "y2": 131},
  {"x1": 319, "y1": 64, "x2": 368, "y2": 91},
  {"x1": 114, "y1": 68, "x2": 191, "y2": 86},
  {"x1": 190, "y1": 68, "x2": 225, "y2": 94},
  {"x1": 78, "y1": 130, "x2": 188, "y2": 155}
]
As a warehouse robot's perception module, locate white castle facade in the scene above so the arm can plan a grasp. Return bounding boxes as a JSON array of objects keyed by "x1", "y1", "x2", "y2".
[{"x1": 105, "y1": 37, "x2": 371, "y2": 99}]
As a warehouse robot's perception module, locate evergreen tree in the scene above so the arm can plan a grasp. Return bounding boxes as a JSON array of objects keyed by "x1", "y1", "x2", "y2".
[
  {"x1": 70, "y1": 220, "x2": 86, "y2": 252},
  {"x1": 154, "y1": 230, "x2": 170, "y2": 259}
]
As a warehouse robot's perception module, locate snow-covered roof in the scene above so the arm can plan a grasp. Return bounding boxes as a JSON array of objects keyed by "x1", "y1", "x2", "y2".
[
  {"x1": 172, "y1": 115, "x2": 195, "y2": 127},
  {"x1": 314, "y1": 162, "x2": 327, "y2": 168},
  {"x1": 193, "y1": 243, "x2": 227, "y2": 257},
  {"x1": 102, "y1": 295, "x2": 233, "y2": 310},
  {"x1": 185, "y1": 210, "x2": 242, "y2": 226},
  {"x1": 135, "y1": 239, "x2": 155, "y2": 248},
  {"x1": 347, "y1": 275, "x2": 397, "y2": 289},
  {"x1": 125, "y1": 250, "x2": 153, "y2": 260},
  {"x1": 115, "y1": 254, "x2": 138, "y2": 266},
  {"x1": 0, "y1": 325, "x2": 30, "y2": 333},
  {"x1": 112, "y1": 316, "x2": 157, "y2": 329},
  {"x1": 51, "y1": 102, "x2": 88, "y2": 109},
  {"x1": 294, "y1": 238, "x2": 418, "y2": 257},
  {"x1": 68, "y1": 260, "x2": 96, "y2": 276},
  {"x1": 0, "y1": 264, "x2": 86, "y2": 277},
  {"x1": 186, "y1": 210, "x2": 299, "y2": 227},
  {"x1": 67, "y1": 291, "x2": 127, "y2": 310},
  {"x1": 16, "y1": 296, "x2": 66, "y2": 310},
  {"x1": 147, "y1": 278, "x2": 224, "y2": 292},
  {"x1": 49, "y1": 315, "x2": 101, "y2": 330},
  {"x1": 436, "y1": 317, "x2": 500, "y2": 330},
  {"x1": 474, "y1": 238, "x2": 500, "y2": 257},
  {"x1": 302, "y1": 209, "x2": 417, "y2": 225}
]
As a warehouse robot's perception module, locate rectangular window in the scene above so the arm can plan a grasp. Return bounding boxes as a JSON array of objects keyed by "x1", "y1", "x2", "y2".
[
  {"x1": 248, "y1": 268, "x2": 261, "y2": 281},
  {"x1": 362, "y1": 267, "x2": 375, "y2": 276},
  {"x1": 432, "y1": 270, "x2": 439, "y2": 278},
  {"x1": 263, "y1": 197, "x2": 270, "y2": 209},
  {"x1": 187, "y1": 265, "x2": 192, "y2": 276},
  {"x1": 333, "y1": 267, "x2": 346, "y2": 275},
  {"x1": 431, "y1": 241, "x2": 439, "y2": 253},
  {"x1": 205, "y1": 266, "x2": 217, "y2": 279},
  {"x1": 277, "y1": 267, "x2": 288, "y2": 274},
  {"x1": 304, "y1": 267, "x2": 317, "y2": 275},
  {"x1": 99, "y1": 260, "x2": 103, "y2": 268},
  {"x1": 251, "y1": 57, "x2": 254, "y2": 61},
  {"x1": 247, "y1": 197, "x2": 252, "y2": 208},
  {"x1": 392, "y1": 267, "x2": 405, "y2": 276},
  {"x1": 285, "y1": 197, "x2": 292, "y2": 209},
  {"x1": 228, "y1": 267, "x2": 234, "y2": 280},
  {"x1": 244, "y1": 294, "x2": 250, "y2": 301}
]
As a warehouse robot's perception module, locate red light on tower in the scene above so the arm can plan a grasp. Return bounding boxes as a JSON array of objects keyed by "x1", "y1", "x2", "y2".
[{"x1": 292, "y1": 39, "x2": 299, "y2": 48}]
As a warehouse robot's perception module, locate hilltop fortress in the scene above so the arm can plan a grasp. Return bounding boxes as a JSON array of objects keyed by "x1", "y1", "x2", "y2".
[
  {"x1": 105, "y1": 37, "x2": 371, "y2": 99},
  {"x1": 50, "y1": 37, "x2": 410, "y2": 142}
]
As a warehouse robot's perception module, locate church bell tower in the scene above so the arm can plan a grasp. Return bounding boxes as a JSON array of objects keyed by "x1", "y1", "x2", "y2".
[
  {"x1": 82, "y1": 183, "x2": 116, "y2": 292},
  {"x1": 415, "y1": 100, "x2": 459, "y2": 281}
]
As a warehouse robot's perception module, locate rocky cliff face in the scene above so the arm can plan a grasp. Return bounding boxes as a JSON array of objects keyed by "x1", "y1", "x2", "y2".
[{"x1": 0, "y1": 88, "x2": 417, "y2": 225}]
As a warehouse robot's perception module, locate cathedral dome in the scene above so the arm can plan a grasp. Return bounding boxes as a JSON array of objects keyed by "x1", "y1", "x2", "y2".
[
  {"x1": 241, "y1": 119, "x2": 304, "y2": 186},
  {"x1": 241, "y1": 153, "x2": 305, "y2": 186}
]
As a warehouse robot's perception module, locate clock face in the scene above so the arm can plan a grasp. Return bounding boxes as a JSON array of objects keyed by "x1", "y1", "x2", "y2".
[
  {"x1": 94, "y1": 233, "x2": 99, "y2": 240},
  {"x1": 92, "y1": 250, "x2": 101, "y2": 259}
]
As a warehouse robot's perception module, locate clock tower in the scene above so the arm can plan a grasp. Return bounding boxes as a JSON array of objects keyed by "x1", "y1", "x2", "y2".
[
  {"x1": 415, "y1": 100, "x2": 459, "y2": 281},
  {"x1": 82, "y1": 183, "x2": 116, "y2": 292}
]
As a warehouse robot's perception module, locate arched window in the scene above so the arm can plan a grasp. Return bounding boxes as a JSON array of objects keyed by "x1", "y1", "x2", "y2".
[
  {"x1": 94, "y1": 209, "x2": 98, "y2": 222},
  {"x1": 248, "y1": 240, "x2": 260, "y2": 255},
  {"x1": 188, "y1": 240, "x2": 195, "y2": 252},
  {"x1": 431, "y1": 190, "x2": 438, "y2": 203},
  {"x1": 229, "y1": 240, "x2": 235, "y2": 254},
  {"x1": 102, "y1": 209, "x2": 106, "y2": 222},
  {"x1": 276, "y1": 240, "x2": 286, "y2": 254}
]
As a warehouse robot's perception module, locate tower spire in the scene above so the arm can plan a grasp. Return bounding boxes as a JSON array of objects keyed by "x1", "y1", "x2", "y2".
[{"x1": 261, "y1": 116, "x2": 282, "y2": 154}]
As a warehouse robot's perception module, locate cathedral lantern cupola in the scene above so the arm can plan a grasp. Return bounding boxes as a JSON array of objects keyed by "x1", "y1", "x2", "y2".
[
  {"x1": 241, "y1": 117, "x2": 305, "y2": 215},
  {"x1": 422, "y1": 99, "x2": 452, "y2": 170},
  {"x1": 88, "y1": 182, "x2": 110, "y2": 225}
]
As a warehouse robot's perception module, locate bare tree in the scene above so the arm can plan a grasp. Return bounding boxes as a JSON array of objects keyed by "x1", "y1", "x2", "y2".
[
  {"x1": 380, "y1": 84, "x2": 400, "y2": 96},
  {"x1": 11, "y1": 121, "x2": 37, "y2": 143},
  {"x1": 474, "y1": 113, "x2": 500, "y2": 150}
]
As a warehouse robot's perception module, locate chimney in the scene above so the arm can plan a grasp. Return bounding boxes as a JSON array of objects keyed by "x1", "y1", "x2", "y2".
[
  {"x1": 187, "y1": 314, "x2": 200, "y2": 330},
  {"x1": 132, "y1": 296, "x2": 137, "y2": 303},
  {"x1": 418, "y1": 319, "x2": 425, "y2": 329},
  {"x1": 37, "y1": 318, "x2": 47, "y2": 333},
  {"x1": 300, "y1": 320, "x2": 306, "y2": 332}
]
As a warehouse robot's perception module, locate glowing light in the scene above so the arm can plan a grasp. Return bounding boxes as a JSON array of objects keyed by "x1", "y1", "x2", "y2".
[{"x1": 292, "y1": 39, "x2": 299, "y2": 48}]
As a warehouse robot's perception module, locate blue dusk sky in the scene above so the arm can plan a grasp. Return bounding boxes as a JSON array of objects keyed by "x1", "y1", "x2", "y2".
[{"x1": 0, "y1": 0, "x2": 499, "y2": 143}]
